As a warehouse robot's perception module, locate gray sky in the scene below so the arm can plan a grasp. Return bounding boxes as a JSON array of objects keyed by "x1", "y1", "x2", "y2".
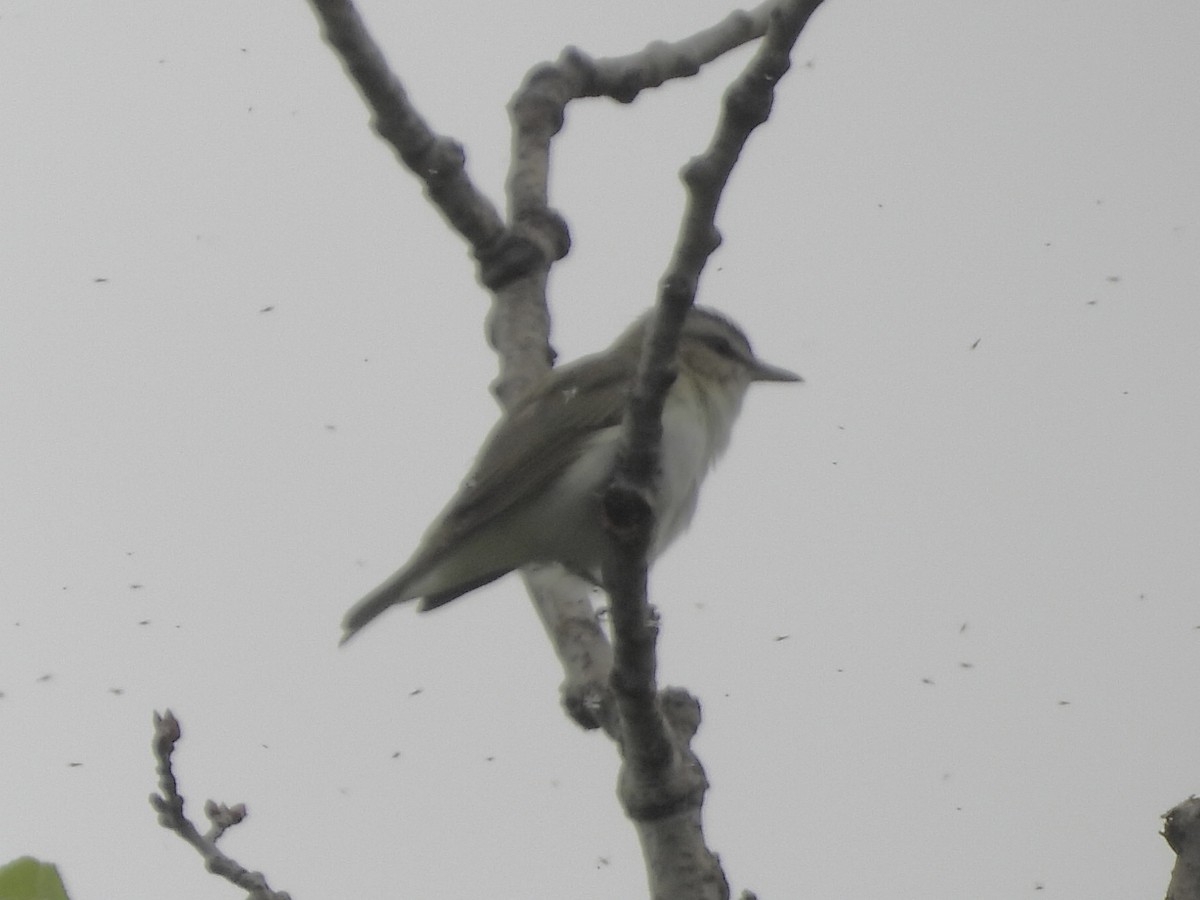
[{"x1": 2, "y1": 1, "x2": 1198, "y2": 897}]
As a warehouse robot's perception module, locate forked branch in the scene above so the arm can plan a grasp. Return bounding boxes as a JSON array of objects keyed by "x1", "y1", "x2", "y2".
[{"x1": 149, "y1": 711, "x2": 291, "y2": 900}]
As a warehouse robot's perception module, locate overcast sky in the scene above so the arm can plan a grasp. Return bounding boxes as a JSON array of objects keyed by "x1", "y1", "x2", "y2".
[{"x1": 2, "y1": 1, "x2": 1198, "y2": 898}]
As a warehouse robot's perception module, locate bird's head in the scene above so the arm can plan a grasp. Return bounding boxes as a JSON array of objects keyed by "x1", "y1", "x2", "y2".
[{"x1": 675, "y1": 307, "x2": 801, "y2": 390}]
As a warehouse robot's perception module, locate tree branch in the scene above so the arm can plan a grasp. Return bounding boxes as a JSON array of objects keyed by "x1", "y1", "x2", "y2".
[
  {"x1": 1164, "y1": 797, "x2": 1200, "y2": 900},
  {"x1": 304, "y1": 0, "x2": 554, "y2": 303},
  {"x1": 610, "y1": 0, "x2": 821, "y2": 719},
  {"x1": 149, "y1": 711, "x2": 292, "y2": 900},
  {"x1": 505, "y1": 0, "x2": 781, "y2": 251},
  {"x1": 599, "y1": 3, "x2": 823, "y2": 898}
]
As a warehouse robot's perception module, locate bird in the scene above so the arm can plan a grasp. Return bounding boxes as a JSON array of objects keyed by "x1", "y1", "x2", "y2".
[{"x1": 341, "y1": 306, "x2": 800, "y2": 643}]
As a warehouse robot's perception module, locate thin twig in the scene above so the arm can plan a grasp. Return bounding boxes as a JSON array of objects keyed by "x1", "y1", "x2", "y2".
[
  {"x1": 505, "y1": 1, "x2": 781, "y2": 240},
  {"x1": 598, "y1": 3, "x2": 823, "y2": 897},
  {"x1": 149, "y1": 711, "x2": 292, "y2": 900},
  {"x1": 303, "y1": 0, "x2": 546, "y2": 294}
]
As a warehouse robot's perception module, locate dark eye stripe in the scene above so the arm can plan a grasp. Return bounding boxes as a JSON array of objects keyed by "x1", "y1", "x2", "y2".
[{"x1": 701, "y1": 334, "x2": 739, "y2": 359}]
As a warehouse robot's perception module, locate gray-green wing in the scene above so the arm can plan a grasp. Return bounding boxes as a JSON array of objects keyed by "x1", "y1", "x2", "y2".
[{"x1": 422, "y1": 354, "x2": 632, "y2": 550}]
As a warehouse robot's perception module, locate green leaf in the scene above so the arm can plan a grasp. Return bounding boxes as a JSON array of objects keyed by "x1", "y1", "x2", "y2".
[{"x1": 0, "y1": 858, "x2": 71, "y2": 900}]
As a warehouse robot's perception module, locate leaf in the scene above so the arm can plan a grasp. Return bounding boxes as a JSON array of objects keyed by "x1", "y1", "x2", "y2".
[{"x1": 0, "y1": 857, "x2": 71, "y2": 900}]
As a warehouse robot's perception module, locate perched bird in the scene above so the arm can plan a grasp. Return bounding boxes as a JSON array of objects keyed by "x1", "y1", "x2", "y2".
[{"x1": 341, "y1": 306, "x2": 800, "y2": 643}]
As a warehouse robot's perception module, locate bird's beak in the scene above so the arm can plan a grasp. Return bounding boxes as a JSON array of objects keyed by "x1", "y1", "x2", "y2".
[{"x1": 748, "y1": 358, "x2": 803, "y2": 383}]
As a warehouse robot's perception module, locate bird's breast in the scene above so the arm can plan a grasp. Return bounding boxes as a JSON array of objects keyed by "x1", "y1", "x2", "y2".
[
  {"x1": 652, "y1": 379, "x2": 737, "y2": 556},
  {"x1": 540, "y1": 372, "x2": 743, "y2": 568}
]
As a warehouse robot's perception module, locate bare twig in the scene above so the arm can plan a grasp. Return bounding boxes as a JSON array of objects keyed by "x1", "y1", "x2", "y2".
[
  {"x1": 303, "y1": 0, "x2": 551, "y2": 301},
  {"x1": 598, "y1": 3, "x2": 823, "y2": 897},
  {"x1": 149, "y1": 711, "x2": 292, "y2": 900},
  {"x1": 1164, "y1": 797, "x2": 1200, "y2": 900},
  {"x1": 303, "y1": 0, "x2": 560, "y2": 423},
  {"x1": 505, "y1": 0, "x2": 781, "y2": 268}
]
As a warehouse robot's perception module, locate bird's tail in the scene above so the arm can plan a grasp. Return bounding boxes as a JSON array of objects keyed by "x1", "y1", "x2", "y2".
[
  {"x1": 339, "y1": 570, "x2": 417, "y2": 645},
  {"x1": 340, "y1": 543, "x2": 516, "y2": 644}
]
